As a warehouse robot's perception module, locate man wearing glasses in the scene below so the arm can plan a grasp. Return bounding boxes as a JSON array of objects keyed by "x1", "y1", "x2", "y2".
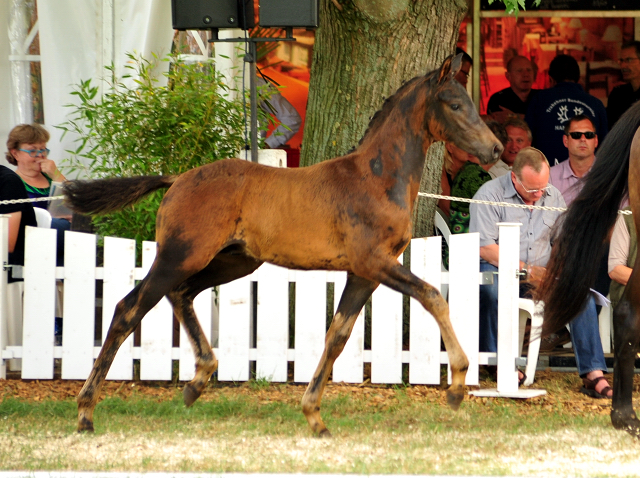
[
  {"x1": 470, "y1": 148, "x2": 611, "y2": 396},
  {"x1": 549, "y1": 115, "x2": 598, "y2": 206},
  {"x1": 525, "y1": 54, "x2": 607, "y2": 166},
  {"x1": 607, "y1": 41, "x2": 640, "y2": 129}
]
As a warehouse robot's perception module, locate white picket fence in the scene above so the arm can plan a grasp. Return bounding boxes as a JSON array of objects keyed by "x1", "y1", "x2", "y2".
[{"x1": 0, "y1": 218, "x2": 533, "y2": 391}]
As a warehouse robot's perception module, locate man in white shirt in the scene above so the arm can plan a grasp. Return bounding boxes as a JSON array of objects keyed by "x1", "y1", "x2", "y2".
[{"x1": 488, "y1": 118, "x2": 532, "y2": 179}]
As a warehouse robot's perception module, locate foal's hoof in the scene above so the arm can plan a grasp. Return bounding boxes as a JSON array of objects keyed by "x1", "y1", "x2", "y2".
[
  {"x1": 183, "y1": 383, "x2": 202, "y2": 407},
  {"x1": 318, "y1": 428, "x2": 333, "y2": 438},
  {"x1": 77, "y1": 417, "x2": 95, "y2": 433},
  {"x1": 446, "y1": 386, "x2": 464, "y2": 411}
]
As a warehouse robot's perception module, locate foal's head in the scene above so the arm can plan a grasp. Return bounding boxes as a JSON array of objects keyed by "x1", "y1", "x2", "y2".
[{"x1": 425, "y1": 54, "x2": 503, "y2": 164}]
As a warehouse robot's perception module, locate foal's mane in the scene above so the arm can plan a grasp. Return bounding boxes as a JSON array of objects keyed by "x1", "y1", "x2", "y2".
[{"x1": 356, "y1": 68, "x2": 440, "y2": 147}]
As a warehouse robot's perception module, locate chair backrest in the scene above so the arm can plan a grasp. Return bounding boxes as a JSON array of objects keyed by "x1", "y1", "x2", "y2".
[
  {"x1": 586, "y1": 63, "x2": 622, "y2": 95},
  {"x1": 33, "y1": 207, "x2": 52, "y2": 229},
  {"x1": 434, "y1": 207, "x2": 451, "y2": 248},
  {"x1": 433, "y1": 207, "x2": 451, "y2": 301}
]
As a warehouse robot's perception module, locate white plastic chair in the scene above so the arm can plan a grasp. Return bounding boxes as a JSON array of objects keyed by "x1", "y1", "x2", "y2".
[
  {"x1": 518, "y1": 298, "x2": 544, "y2": 386},
  {"x1": 5, "y1": 208, "x2": 54, "y2": 371},
  {"x1": 34, "y1": 206, "x2": 63, "y2": 320},
  {"x1": 33, "y1": 207, "x2": 52, "y2": 228},
  {"x1": 434, "y1": 208, "x2": 542, "y2": 385},
  {"x1": 433, "y1": 208, "x2": 450, "y2": 300},
  {"x1": 598, "y1": 297, "x2": 612, "y2": 354},
  {"x1": 5, "y1": 281, "x2": 24, "y2": 371}
]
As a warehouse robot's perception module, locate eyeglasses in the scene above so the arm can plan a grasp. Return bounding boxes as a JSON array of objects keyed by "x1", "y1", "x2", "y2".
[
  {"x1": 514, "y1": 175, "x2": 551, "y2": 194},
  {"x1": 567, "y1": 131, "x2": 596, "y2": 140},
  {"x1": 619, "y1": 57, "x2": 640, "y2": 65},
  {"x1": 18, "y1": 148, "x2": 50, "y2": 157}
]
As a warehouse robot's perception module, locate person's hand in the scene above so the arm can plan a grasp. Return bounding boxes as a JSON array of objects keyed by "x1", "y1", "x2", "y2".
[
  {"x1": 527, "y1": 265, "x2": 546, "y2": 287},
  {"x1": 37, "y1": 158, "x2": 65, "y2": 181}
]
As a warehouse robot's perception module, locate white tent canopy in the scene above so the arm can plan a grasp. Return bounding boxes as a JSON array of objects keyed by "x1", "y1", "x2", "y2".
[{"x1": 1, "y1": 0, "x2": 175, "y2": 174}]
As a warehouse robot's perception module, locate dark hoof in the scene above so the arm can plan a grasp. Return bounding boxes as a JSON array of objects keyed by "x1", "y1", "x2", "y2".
[
  {"x1": 183, "y1": 383, "x2": 201, "y2": 407},
  {"x1": 77, "y1": 417, "x2": 95, "y2": 433},
  {"x1": 318, "y1": 428, "x2": 333, "y2": 438},
  {"x1": 446, "y1": 387, "x2": 464, "y2": 411},
  {"x1": 611, "y1": 410, "x2": 640, "y2": 437}
]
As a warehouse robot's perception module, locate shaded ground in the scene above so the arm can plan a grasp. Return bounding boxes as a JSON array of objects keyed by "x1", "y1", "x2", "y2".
[{"x1": 0, "y1": 369, "x2": 627, "y2": 417}]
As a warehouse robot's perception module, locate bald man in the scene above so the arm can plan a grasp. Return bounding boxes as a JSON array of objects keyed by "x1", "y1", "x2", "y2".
[{"x1": 487, "y1": 55, "x2": 538, "y2": 123}]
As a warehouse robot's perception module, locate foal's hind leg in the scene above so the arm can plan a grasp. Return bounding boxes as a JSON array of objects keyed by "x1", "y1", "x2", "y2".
[
  {"x1": 168, "y1": 289, "x2": 218, "y2": 407},
  {"x1": 167, "y1": 252, "x2": 262, "y2": 407},
  {"x1": 302, "y1": 274, "x2": 378, "y2": 437},
  {"x1": 77, "y1": 267, "x2": 188, "y2": 432},
  {"x1": 611, "y1": 297, "x2": 640, "y2": 436}
]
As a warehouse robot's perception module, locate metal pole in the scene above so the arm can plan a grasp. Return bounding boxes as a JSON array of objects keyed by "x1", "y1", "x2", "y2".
[{"x1": 249, "y1": 40, "x2": 259, "y2": 163}]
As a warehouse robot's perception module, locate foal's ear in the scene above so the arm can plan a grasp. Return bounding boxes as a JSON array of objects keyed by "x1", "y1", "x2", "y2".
[{"x1": 437, "y1": 53, "x2": 462, "y2": 84}]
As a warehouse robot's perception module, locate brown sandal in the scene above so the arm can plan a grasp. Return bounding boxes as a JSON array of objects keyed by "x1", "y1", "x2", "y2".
[{"x1": 580, "y1": 376, "x2": 613, "y2": 399}]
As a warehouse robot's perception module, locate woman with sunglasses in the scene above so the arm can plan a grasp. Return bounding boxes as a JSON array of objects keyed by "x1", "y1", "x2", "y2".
[
  {"x1": 5, "y1": 124, "x2": 70, "y2": 267},
  {"x1": 5, "y1": 124, "x2": 69, "y2": 345},
  {"x1": 6, "y1": 124, "x2": 66, "y2": 204}
]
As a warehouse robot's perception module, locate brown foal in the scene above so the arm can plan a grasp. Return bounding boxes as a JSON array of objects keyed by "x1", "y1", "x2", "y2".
[{"x1": 63, "y1": 53, "x2": 502, "y2": 436}]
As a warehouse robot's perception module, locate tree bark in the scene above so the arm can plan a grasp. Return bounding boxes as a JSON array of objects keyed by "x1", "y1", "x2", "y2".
[{"x1": 301, "y1": 0, "x2": 467, "y2": 237}]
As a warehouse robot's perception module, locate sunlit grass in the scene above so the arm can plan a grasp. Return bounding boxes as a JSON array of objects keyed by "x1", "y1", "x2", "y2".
[{"x1": 0, "y1": 374, "x2": 638, "y2": 475}]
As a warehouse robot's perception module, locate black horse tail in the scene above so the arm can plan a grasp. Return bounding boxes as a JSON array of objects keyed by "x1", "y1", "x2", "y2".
[
  {"x1": 538, "y1": 102, "x2": 640, "y2": 336},
  {"x1": 63, "y1": 175, "x2": 178, "y2": 215}
]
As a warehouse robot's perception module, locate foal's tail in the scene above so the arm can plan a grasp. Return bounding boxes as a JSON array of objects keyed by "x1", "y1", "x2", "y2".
[
  {"x1": 538, "y1": 102, "x2": 640, "y2": 336},
  {"x1": 63, "y1": 175, "x2": 178, "y2": 215}
]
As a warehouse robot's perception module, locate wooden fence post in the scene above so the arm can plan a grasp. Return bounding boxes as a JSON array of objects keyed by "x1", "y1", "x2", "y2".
[
  {"x1": 61, "y1": 230, "x2": 96, "y2": 379},
  {"x1": 409, "y1": 236, "x2": 442, "y2": 385},
  {"x1": 102, "y1": 236, "x2": 135, "y2": 381},
  {"x1": 21, "y1": 226, "x2": 57, "y2": 379}
]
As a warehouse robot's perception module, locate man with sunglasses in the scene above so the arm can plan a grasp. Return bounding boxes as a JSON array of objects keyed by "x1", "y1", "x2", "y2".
[
  {"x1": 525, "y1": 55, "x2": 607, "y2": 166},
  {"x1": 549, "y1": 115, "x2": 598, "y2": 206},
  {"x1": 470, "y1": 148, "x2": 612, "y2": 396},
  {"x1": 607, "y1": 41, "x2": 640, "y2": 129}
]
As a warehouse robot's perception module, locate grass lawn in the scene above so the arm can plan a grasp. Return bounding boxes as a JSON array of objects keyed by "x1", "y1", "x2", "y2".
[{"x1": 1, "y1": 370, "x2": 639, "y2": 476}]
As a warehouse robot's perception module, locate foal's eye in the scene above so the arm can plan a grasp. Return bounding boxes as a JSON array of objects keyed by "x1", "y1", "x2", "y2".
[{"x1": 450, "y1": 104, "x2": 460, "y2": 111}]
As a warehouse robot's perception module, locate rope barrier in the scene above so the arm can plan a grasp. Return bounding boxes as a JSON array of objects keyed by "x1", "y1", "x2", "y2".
[
  {"x1": 0, "y1": 196, "x2": 64, "y2": 206},
  {"x1": 0, "y1": 192, "x2": 631, "y2": 216},
  {"x1": 418, "y1": 191, "x2": 633, "y2": 215}
]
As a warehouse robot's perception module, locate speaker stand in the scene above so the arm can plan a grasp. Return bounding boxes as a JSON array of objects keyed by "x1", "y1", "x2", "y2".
[{"x1": 210, "y1": 28, "x2": 295, "y2": 163}]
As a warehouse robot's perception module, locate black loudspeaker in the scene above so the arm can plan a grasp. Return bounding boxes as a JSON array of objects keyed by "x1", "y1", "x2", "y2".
[
  {"x1": 171, "y1": 0, "x2": 255, "y2": 30},
  {"x1": 259, "y1": 0, "x2": 318, "y2": 28}
]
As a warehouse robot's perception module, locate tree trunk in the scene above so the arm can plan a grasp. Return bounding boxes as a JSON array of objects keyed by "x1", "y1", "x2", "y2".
[{"x1": 301, "y1": 0, "x2": 467, "y2": 237}]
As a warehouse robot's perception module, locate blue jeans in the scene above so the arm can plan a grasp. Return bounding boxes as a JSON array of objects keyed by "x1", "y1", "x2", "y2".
[
  {"x1": 479, "y1": 263, "x2": 606, "y2": 376},
  {"x1": 51, "y1": 217, "x2": 70, "y2": 267}
]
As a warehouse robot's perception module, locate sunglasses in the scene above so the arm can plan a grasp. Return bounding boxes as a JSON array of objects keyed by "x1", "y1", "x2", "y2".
[
  {"x1": 18, "y1": 148, "x2": 50, "y2": 157},
  {"x1": 567, "y1": 131, "x2": 596, "y2": 140}
]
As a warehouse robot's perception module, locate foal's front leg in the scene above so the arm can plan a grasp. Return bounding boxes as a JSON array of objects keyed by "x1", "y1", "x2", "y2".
[
  {"x1": 374, "y1": 262, "x2": 468, "y2": 409},
  {"x1": 301, "y1": 274, "x2": 378, "y2": 436}
]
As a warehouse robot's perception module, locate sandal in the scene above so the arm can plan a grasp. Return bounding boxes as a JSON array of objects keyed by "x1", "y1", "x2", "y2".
[
  {"x1": 518, "y1": 370, "x2": 527, "y2": 387},
  {"x1": 580, "y1": 376, "x2": 613, "y2": 399}
]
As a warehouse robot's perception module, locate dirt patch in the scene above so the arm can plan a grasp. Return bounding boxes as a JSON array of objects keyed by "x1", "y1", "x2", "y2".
[{"x1": 0, "y1": 369, "x2": 631, "y2": 417}]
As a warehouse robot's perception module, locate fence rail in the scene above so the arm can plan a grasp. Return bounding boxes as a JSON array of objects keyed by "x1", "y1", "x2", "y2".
[{"x1": 0, "y1": 218, "x2": 534, "y2": 393}]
